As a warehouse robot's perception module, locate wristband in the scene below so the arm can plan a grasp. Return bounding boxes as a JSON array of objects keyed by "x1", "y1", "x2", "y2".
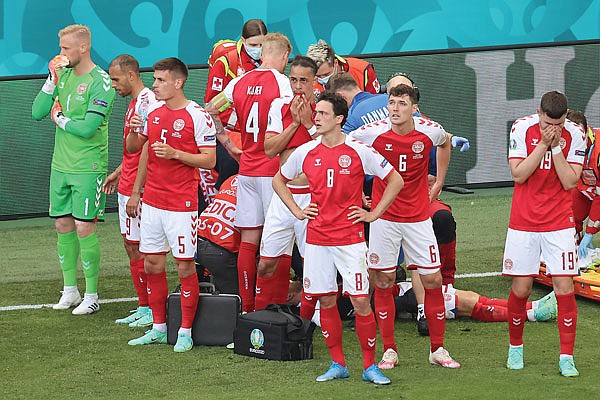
[
  {"x1": 307, "y1": 125, "x2": 317, "y2": 136},
  {"x1": 551, "y1": 146, "x2": 562, "y2": 155},
  {"x1": 42, "y1": 75, "x2": 56, "y2": 95},
  {"x1": 55, "y1": 114, "x2": 70, "y2": 130}
]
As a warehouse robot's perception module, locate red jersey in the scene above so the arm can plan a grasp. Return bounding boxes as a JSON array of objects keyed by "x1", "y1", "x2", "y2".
[
  {"x1": 199, "y1": 168, "x2": 219, "y2": 205},
  {"x1": 314, "y1": 56, "x2": 379, "y2": 97},
  {"x1": 204, "y1": 42, "x2": 260, "y2": 130},
  {"x1": 118, "y1": 88, "x2": 160, "y2": 196},
  {"x1": 266, "y1": 96, "x2": 315, "y2": 150},
  {"x1": 142, "y1": 101, "x2": 217, "y2": 211},
  {"x1": 280, "y1": 136, "x2": 394, "y2": 246},
  {"x1": 223, "y1": 68, "x2": 293, "y2": 176},
  {"x1": 352, "y1": 117, "x2": 447, "y2": 222},
  {"x1": 198, "y1": 174, "x2": 240, "y2": 253},
  {"x1": 508, "y1": 114, "x2": 585, "y2": 232}
]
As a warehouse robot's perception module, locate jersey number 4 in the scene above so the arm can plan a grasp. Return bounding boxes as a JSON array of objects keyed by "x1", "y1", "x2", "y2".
[{"x1": 246, "y1": 102, "x2": 260, "y2": 143}]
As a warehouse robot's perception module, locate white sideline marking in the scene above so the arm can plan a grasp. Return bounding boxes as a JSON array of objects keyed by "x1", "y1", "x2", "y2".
[
  {"x1": 0, "y1": 297, "x2": 137, "y2": 311},
  {"x1": 0, "y1": 272, "x2": 504, "y2": 312}
]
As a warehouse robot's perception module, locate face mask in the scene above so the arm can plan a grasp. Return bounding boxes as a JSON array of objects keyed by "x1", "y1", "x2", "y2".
[
  {"x1": 317, "y1": 73, "x2": 332, "y2": 86},
  {"x1": 245, "y1": 45, "x2": 261, "y2": 61}
]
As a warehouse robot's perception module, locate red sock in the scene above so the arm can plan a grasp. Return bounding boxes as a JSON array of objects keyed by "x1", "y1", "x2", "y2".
[
  {"x1": 272, "y1": 255, "x2": 291, "y2": 304},
  {"x1": 179, "y1": 273, "x2": 199, "y2": 329},
  {"x1": 319, "y1": 305, "x2": 345, "y2": 366},
  {"x1": 238, "y1": 241, "x2": 258, "y2": 312},
  {"x1": 470, "y1": 301, "x2": 508, "y2": 322},
  {"x1": 556, "y1": 292, "x2": 578, "y2": 355},
  {"x1": 374, "y1": 286, "x2": 396, "y2": 352},
  {"x1": 507, "y1": 290, "x2": 528, "y2": 346},
  {"x1": 146, "y1": 271, "x2": 168, "y2": 324},
  {"x1": 300, "y1": 290, "x2": 317, "y2": 320},
  {"x1": 439, "y1": 240, "x2": 456, "y2": 285},
  {"x1": 355, "y1": 312, "x2": 377, "y2": 369},
  {"x1": 254, "y1": 273, "x2": 274, "y2": 311},
  {"x1": 130, "y1": 258, "x2": 148, "y2": 306},
  {"x1": 424, "y1": 287, "x2": 446, "y2": 352}
]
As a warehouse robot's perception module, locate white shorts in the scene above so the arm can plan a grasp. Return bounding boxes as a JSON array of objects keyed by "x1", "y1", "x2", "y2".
[
  {"x1": 260, "y1": 188, "x2": 310, "y2": 258},
  {"x1": 503, "y1": 227, "x2": 578, "y2": 276},
  {"x1": 235, "y1": 175, "x2": 274, "y2": 229},
  {"x1": 442, "y1": 284, "x2": 458, "y2": 320},
  {"x1": 303, "y1": 242, "x2": 369, "y2": 297},
  {"x1": 139, "y1": 203, "x2": 197, "y2": 260},
  {"x1": 118, "y1": 193, "x2": 141, "y2": 243},
  {"x1": 368, "y1": 218, "x2": 440, "y2": 275}
]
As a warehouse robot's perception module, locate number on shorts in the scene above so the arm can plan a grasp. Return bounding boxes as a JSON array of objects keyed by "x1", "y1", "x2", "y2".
[
  {"x1": 246, "y1": 102, "x2": 260, "y2": 142},
  {"x1": 355, "y1": 273, "x2": 363, "y2": 291},
  {"x1": 561, "y1": 251, "x2": 576, "y2": 270},
  {"x1": 429, "y1": 244, "x2": 438, "y2": 263},
  {"x1": 178, "y1": 235, "x2": 185, "y2": 254},
  {"x1": 84, "y1": 198, "x2": 89, "y2": 216},
  {"x1": 398, "y1": 154, "x2": 407, "y2": 172},
  {"x1": 125, "y1": 217, "x2": 131, "y2": 236},
  {"x1": 326, "y1": 169, "x2": 334, "y2": 187}
]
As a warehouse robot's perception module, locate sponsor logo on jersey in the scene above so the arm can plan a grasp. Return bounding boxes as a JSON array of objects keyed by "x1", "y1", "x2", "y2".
[
  {"x1": 211, "y1": 77, "x2": 223, "y2": 92},
  {"x1": 77, "y1": 83, "x2": 87, "y2": 94},
  {"x1": 314, "y1": 158, "x2": 322, "y2": 167},
  {"x1": 385, "y1": 143, "x2": 393, "y2": 151},
  {"x1": 412, "y1": 140, "x2": 424, "y2": 153},
  {"x1": 172, "y1": 132, "x2": 182, "y2": 139},
  {"x1": 504, "y1": 258, "x2": 513, "y2": 270},
  {"x1": 173, "y1": 118, "x2": 185, "y2": 131},
  {"x1": 338, "y1": 155, "x2": 352, "y2": 168},
  {"x1": 575, "y1": 150, "x2": 586, "y2": 156},
  {"x1": 204, "y1": 135, "x2": 215, "y2": 142},
  {"x1": 186, "y1": 201, "x2": 191, "y2": 208},
  {"x1": 531, "y1": 138, "x2": 539, "y2": 146},
  {"x1": 93, "y1": 99, "x2": 108, "y2": 108},
  {"x1": 380, "y1": 159, "x2": 389, "y2": 168},
  {"x1": 153, "y1": 116, "x2": 160, "y2": 124}
]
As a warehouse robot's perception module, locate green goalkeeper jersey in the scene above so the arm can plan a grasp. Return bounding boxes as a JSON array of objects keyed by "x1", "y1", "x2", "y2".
[{"x1": 51, "y1": 66, "x2": 115, "y2": 173}]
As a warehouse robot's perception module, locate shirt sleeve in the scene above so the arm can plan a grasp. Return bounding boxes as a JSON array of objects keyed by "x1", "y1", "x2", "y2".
[
  {"x1": 355, "y1": 140, "x2": 393, "y2": 179},
  {"x1": 280, "y1": 146, "x2": 304, "y2": 181},
  {"x1": 508, "y1": 119, "x2": 528, "y2": 159},
  {"x1": 193, "y1": 106, "x2": 218, "y2": 148},
  {"x1": 266, "y1": 97, "x2": 286, "y2": 135},
  {"x1": 565, "y1": 122, "x2": 586, "y2": 165},
  {"x1": 87, "y1": 69, "x2": 116, "y2": 118}
]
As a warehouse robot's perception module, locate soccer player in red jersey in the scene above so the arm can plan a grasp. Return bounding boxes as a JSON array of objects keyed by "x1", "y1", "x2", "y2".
[
  {"x1": 104, "y1": 54, "x2": 161, "y2": 327},
  {"x1": 503, "y1": 91, "x2": 585, "y2": 377},
  {"x1": 273, "y1": 92, "x2": 403, "y2": 384},
  {"x1": 206, "y1": 33, "x2": 293, "y2": 312},
  {"x1": 253, "y1": 55, "x2": 320, "y2": 310},
  {"x1": 126, "y1": 57, "x2": 216, "y2": 352},
  {"x1": 351, "y1": 84, "x2": 460, "y2": 369}
]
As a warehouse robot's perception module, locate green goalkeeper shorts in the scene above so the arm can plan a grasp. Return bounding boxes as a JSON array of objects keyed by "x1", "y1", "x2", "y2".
[{"x1": 49, "y1": 169, "x2": 106, "y2": 221}]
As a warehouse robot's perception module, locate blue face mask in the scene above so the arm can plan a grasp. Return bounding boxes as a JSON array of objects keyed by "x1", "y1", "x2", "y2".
[
  {"x1": 245, "y1": 45, "x2": 261, "y2": 61},
  {"x1": 317, "y1": 73, "x2": 332, "y2": 86}
]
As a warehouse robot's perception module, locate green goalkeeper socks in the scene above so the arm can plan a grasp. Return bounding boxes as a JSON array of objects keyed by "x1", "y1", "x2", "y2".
[
  {"x1": 79, "y1": 233, "x2": 100, "y2": 294},
  {"x1": 57, "y1": 231, "x2": 80, "y2": 287}
]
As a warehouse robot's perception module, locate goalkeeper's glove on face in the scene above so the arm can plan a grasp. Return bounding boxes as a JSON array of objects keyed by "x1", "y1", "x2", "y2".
[
  {"x1": 51, "y1": 98, "x2": 70, "y2": 130},
  {"x1": 42, "y1": 55, "x2": 69, "y2": 95}
]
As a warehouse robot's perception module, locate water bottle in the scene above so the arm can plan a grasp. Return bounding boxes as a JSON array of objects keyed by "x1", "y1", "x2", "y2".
[{"x1": 134, "y1": 96, "x2": 149, "y2": 133}]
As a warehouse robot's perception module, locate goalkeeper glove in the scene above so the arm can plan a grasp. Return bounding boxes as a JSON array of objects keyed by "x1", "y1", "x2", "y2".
[
  {"x1": 451, "y1": 135, "x2": 470, "y2": 152},
  {"x1": 578, "y1": 233, "x2": 594, "y2": 259},
  {"x1": 51, "y1": 98, "x2": 70, "y2": 130},
  {"x1": 42, "y1": 55, "x2": 69, "y2": 95}
]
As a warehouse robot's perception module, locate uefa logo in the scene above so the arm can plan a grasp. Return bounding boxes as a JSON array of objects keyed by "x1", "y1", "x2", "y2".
[{"x1": 250, "y1": 328, "x2": 264, "y2": 349}]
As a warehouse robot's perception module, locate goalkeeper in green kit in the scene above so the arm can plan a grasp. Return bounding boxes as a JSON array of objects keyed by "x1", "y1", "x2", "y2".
[{"x1": 32, "y1": 24, "x2": 115, "y2": 315}]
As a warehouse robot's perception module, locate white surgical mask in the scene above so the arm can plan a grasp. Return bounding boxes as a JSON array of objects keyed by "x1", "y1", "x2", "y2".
[{"x1": 245, "y1": 45, "x2": 261, "y2": 61}]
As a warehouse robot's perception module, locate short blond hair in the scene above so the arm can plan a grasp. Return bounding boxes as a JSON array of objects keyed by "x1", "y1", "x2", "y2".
[
  {"x1": 58, "y1": 24, "x2": 91, "y2": 45},
  {"x1": 306, "y1": 39, "x2": 335, "y2": 68},
  {"x1": 261, "y1": 32, "x2": 292, "y2": 57}
]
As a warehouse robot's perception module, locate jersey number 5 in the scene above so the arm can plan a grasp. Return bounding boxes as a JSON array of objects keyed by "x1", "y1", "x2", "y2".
[
  {"x1": 160, "y1": 129, "x2": 168, "y2": 144},
  {"x1": 246, "y1": 102, "x2": 260, "y2": 143}
]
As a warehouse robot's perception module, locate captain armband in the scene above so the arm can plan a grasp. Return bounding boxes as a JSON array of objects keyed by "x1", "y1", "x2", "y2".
[{"x1": 211, "y1": 92, "x2": 232, "y2": 113}]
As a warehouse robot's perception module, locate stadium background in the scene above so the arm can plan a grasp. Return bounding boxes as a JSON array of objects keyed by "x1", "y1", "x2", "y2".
[{"x1": 1, "y1": 1, "x2": 599, "y2": 218}]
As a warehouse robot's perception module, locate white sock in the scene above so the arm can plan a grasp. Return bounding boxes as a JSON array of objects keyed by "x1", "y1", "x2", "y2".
[
  {"x1": 153, "y1": 323, "x2": 167, "y2": 333},
  {"x1": 559, "y1": 354, "x2": 573, "y2": 361},
  {"x1": 63, "y1": 285, "x2": 78, "y2": 293},
  {"x1": 526, "y1": 308, "x2": 536, "y2": 322},
  {"x1": 178, "y1": 327, "x2": 192, "y2": 336}
]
